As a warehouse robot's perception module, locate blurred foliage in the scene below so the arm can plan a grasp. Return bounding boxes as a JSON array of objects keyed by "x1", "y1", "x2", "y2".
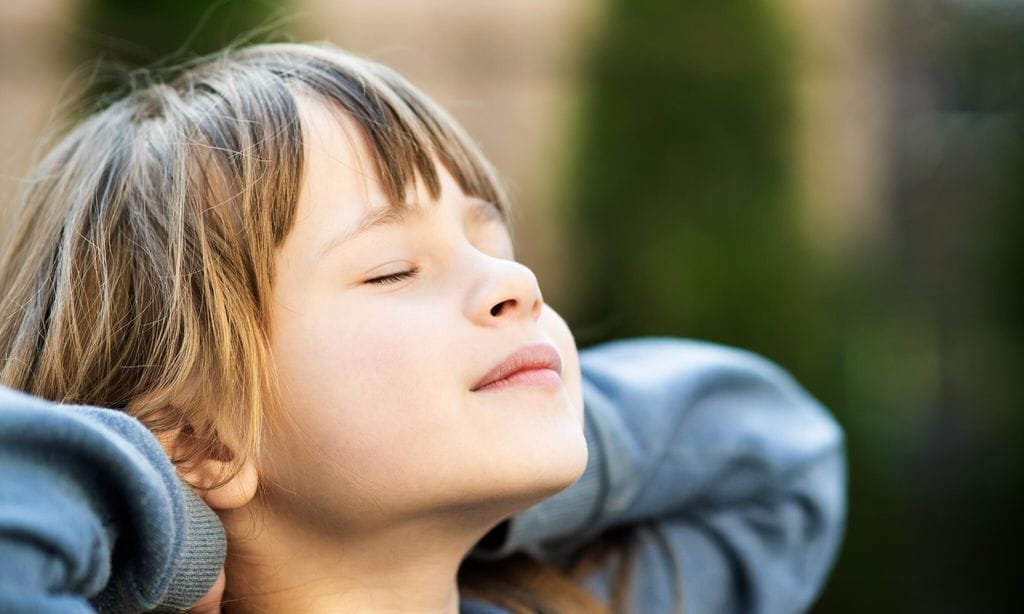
[
  {"x1": 557, "y1": 2, "x2": 862, "y2": 606},
  {"x1": 562, "y1": 0, "x2": 822, "y2": 359},
  {"x1": 72, "y1": 0, "x2": 290, "y2": 109},
  {"x1": 563, "y1": 0, "x2": 1022, "y2": 611},
  {"x1": 884, "y1": 2, "x2": 1024, "y2": 611}
]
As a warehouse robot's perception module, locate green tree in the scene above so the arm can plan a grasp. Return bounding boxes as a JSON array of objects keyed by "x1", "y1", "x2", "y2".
[{"x1": 72, "y1": 0, "x2": 290, "y2": 108}]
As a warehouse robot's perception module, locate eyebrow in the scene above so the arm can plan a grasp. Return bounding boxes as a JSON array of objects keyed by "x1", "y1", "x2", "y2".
[{"x1": 317, "y1": 198, "x2": 508, "y2": 259}]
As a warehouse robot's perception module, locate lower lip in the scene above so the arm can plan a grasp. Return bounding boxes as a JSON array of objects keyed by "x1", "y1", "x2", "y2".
[{"x1": 474, "y1": 368, "x2": 562, "y2": 392}]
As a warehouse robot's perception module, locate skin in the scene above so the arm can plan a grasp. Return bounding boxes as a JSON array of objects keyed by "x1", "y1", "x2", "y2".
[{"x1": 192, "y1": 96, "x2": 589, "y2": 613}]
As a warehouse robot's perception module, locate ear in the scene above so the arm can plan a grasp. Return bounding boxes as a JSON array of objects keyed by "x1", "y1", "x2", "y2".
[{"x1": 156, "y1": 427, "x2": 259, "y2": 511}]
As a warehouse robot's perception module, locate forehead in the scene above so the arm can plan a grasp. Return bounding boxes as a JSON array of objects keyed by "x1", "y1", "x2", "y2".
[
  {"x1": 287, "y1": 95, "x2": 500, "y2": 257},
  {"x1": 291, "y1": 91, "x2": 505, "y2": 223},
  {"x1": 294, "y1": 94, "x2": 386, "y2": 222},
  {"x1": 275, "y1": 98, "x2": 414, "y2": 277}
]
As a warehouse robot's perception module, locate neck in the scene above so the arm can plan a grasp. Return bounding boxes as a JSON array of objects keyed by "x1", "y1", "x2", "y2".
[{"x1": 219, "y1": 500, "x2": 509, "y2": 614}]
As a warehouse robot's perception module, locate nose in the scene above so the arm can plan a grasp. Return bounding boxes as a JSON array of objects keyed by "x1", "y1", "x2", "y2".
[{"x1": 467, "y1": 257, "x2": 544, "y2": 327}]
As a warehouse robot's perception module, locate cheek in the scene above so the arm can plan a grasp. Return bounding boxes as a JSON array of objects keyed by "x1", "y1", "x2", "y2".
[
  {"x1": 268, "y1": 297, "x2": 459, "y2": 460},
  {"x1": 263, "y1": 297, "x2": 474, "y2": 516},
  {"x1": 274, "y1": 297, "x2": 434, "y2": 401}
]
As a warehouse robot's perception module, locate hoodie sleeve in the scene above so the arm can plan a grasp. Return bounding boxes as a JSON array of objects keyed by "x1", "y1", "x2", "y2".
[
  {"x1": 469, "y1": 337, "x2": 847, "y2": 613},
  {"x1": 0, "y1": 385, "x2": 226, "y2": 613}
]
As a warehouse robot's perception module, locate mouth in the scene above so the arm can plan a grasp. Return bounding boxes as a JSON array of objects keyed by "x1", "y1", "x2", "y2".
[{"x1": 471, "y1": 342, "x2": 563, "y2": 392}]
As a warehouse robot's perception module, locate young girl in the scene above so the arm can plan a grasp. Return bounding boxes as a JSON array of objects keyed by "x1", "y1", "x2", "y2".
[{"x1": 0, "y1": 42, "x2": 846, "y2": 613}]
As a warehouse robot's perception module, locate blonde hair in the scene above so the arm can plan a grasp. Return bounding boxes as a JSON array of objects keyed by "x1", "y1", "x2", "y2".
[{"x1": 0, "y1": 42, "x2": 633, "y2": 612}]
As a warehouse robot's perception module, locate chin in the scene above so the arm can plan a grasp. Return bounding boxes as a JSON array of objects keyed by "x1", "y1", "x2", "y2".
[
  {"x1": 467, "y1": 387, "x2": 588, "y2": 509},
  {"x1": 453, "y1": 429, "x2": 586, "y2": 525},
  {"x1": 522, "y1": 420, "x2": 589, "y2": 500}
]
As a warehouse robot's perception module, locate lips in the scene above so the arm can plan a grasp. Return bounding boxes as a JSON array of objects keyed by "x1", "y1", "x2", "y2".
[{"x1": 471, "y1": 342, "x2": 563, "y2": 392}]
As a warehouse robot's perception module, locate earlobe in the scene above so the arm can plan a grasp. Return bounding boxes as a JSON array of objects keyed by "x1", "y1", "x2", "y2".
[
  {"x1": 155, "y1": 427, "x2": 260, "y2": 510},
  {"x1": 184, "y1": 458, "x2": 259, "y2": 510}
]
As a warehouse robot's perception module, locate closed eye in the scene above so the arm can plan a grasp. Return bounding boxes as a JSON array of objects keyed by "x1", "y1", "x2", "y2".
[{"x1": 366, "y1": 268, "x2": 420, "y2": 285}]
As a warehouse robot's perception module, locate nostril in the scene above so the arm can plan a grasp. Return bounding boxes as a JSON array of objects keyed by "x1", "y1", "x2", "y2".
[{"x1": 490, "y1": 299, "x2": 515, "y2": 317}]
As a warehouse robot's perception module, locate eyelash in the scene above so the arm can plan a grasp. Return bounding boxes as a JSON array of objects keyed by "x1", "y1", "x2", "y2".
[{"x1": 366, "y1": 268, "x2": 420, "y2": 285}]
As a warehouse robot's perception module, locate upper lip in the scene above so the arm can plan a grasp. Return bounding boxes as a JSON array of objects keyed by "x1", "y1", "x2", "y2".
[{"x1": 471, "y1": 342, "x2": 563, "y2": 391}]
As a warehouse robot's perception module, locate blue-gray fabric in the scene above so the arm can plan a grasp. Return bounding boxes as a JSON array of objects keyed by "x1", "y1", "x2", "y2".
[{"x1": 0, "y1": 338, "x2": 846, "y2": 613}]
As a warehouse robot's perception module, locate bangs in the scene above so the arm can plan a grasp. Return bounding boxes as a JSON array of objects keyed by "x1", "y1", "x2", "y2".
[{"x1": 235, "y1": 43, "x2": 511, "y2": 225}]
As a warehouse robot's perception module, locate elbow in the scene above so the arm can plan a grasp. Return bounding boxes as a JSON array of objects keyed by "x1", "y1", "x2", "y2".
[{"x1": 776, "y1": 418, "x2": 848, "y2": 612}]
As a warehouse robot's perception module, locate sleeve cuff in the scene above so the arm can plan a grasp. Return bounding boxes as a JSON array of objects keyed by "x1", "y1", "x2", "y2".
[{"x1": 147, "y1": 480, "x2": 226, "y2": 612}]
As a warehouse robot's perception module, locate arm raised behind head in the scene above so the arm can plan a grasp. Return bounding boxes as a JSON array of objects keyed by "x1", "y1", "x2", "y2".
[{"x1": 0, "y1": 385, "x2": 225, "y2": 613}]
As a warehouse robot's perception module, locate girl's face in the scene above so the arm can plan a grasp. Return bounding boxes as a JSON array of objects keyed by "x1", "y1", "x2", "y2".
[{"x1": 259, "y1": 97, "x2": 588, "y2": 532}]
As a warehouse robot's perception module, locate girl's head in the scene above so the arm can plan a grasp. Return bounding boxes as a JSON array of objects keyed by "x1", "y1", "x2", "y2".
[{"x1": 0, "y1": 42, "x2": 587, "y2": 568}]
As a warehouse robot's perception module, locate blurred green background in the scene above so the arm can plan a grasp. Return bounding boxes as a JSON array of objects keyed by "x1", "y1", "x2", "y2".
[{"x1": 0, "y1": 0, "x2": 1020, "y2": 611}]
